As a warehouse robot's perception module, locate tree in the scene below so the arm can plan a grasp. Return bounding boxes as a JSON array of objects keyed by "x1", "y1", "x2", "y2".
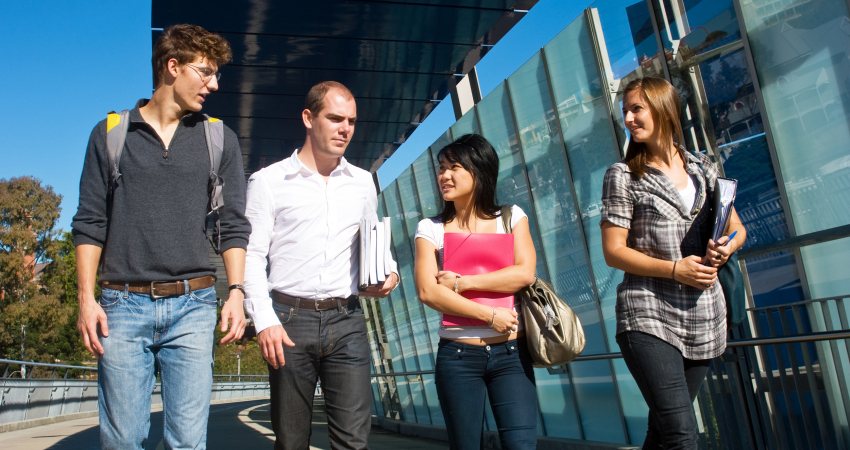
[
  {"x1": 40, "y1": 231, "x2": 78, "y2": 304},
  {"x1": 0, "y1": 176, "x2": 61, "y2": 301},
  {"x1": 0, "y1": 177, "x2": 86, "y2": 363},
  {"x1": 0, "y1": 295, "x2": 83, "y2": 362}
]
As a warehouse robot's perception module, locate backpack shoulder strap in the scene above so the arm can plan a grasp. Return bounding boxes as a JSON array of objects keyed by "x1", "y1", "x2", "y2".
[
  {"x1": 203, "y1": 115, "x2": 225, "y2": 253},
  {"x1": 105, "y1": 110, "x2": 130, "y2": 191},
  {"x1": 203, "y1": 115, "x2": 225, "y2": 213},
  {"x1": 500, "y1": 205, "x2": 513, "y2": 234}
]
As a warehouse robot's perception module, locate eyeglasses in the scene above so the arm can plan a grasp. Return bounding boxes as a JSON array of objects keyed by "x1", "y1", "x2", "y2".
[{"x1": 186, "y1": 64, "x2": 221, "y2": 82}]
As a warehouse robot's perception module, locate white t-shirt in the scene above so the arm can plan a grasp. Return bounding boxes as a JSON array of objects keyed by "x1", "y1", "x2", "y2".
[
  {"x1": 415, "y1": 205, "x2": 528, "y2": 339},
  {"x1": 677, "y1": 174, "x2": 697, "y2": 210}
]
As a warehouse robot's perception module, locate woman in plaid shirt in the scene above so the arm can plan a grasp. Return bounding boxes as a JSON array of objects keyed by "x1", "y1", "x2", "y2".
[{"x1": 601, "y1": 77, "x2": 746, "y2": 449}]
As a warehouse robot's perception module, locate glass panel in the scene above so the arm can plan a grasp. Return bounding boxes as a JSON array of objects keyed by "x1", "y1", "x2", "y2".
[
  {"x1": 507, "y1": 52, "x2": 624, "y2": 443},
  {"x1": 803, "y1": 238, "x2": 850, "y2": 299},
  {"x1": 393, "y1": 375, "x2": 417, "y2": 422},
  {"x1": 429, "y1": 130, "x2": 455, "y2": 175},
  {"x1": 534, "y1": 369, "x2": 581, "y2": 438},
  {"x1": 698, "y1": 50, "x2": 791, "y2": 250},
  {"x1": 378, "y1": 183, "x2": 420, "y2": 422},
  {"x1": 739, "y1": 0, "x2": 850, "y2": 234},
  {"x1": 746, "y1": 250, "x2": 805, "y2": 308},
  {"x1": 475, "y1": 85, "x2": 545, "y2": 277},
  {"x1": 453, "y1": 108, "x2": 481, "y2": 137},
  {"x1": 412, "y1": 149, "x2": 441, "y2": 220},
  {"x1": 382, "y1": 182, "x2": 419, "y2": 370},
  {"x1": 397, "y1": 169, "x2": 438, "y2": 373},
  {"x1": 544, "y1": 14, "x2": 624, "y2": 350},
  {"x1": 595, "y1": 0, "x2": 663, "y2": 79},
  {"x1": 613, "y1": 358, "x2": 648, "y2": 443},
  {"x1": 422, "y1": 373, "x2": 444, "y2": 426},
  {"x1": 571, "y1": 361, "x2": 629, "y2": 444},
  {"x1": 700, "y1": 50, "x2": 761, "y2": 144},
  {"x1": 679, "y1": 0, "x2": 741, "y2": 65}
]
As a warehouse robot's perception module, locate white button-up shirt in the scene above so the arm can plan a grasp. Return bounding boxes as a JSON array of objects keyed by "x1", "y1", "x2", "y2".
[{"x1": 244, "y1": 149, "x2": 393, "y2": 333}]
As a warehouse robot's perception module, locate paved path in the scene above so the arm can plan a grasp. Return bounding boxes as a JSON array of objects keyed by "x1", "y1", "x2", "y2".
[{"x1": 0, "y1": 400, "x2": 447, "y2": 449}]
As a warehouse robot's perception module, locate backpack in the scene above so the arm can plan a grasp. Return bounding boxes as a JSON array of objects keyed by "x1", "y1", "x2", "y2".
[
  {"x1": 501, "y1": 206, "x2": 586, "y2": 367},
  {"x1": 105, "y1": 109, "x2": 226, "y2": 253}
]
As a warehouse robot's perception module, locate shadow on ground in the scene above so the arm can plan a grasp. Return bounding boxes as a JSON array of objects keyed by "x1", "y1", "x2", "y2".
[{"x1": 44, "y1": 400, "x2": 270, "y2": 450}]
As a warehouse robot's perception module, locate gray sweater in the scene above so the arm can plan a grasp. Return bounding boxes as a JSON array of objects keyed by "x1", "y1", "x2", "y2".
[{"x1": 72, "y1": 104, "x2": 250, "y2": 282}]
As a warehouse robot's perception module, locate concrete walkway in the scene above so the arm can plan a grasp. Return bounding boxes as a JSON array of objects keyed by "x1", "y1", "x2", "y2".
[{"x1": 0, "y1": 399, "x2": 448, "y2": 449}]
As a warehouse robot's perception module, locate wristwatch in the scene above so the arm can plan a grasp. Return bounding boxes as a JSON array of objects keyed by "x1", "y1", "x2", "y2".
[{"x1": 228, "y1": 283, "x2": 246, "y2": 296}]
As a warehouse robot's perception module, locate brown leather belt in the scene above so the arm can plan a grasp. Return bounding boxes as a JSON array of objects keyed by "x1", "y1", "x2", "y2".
[
  {"x1": 100, "y1": 275, "x2": 216, "y2": 299},
  {"x1": 271, "y1": 291, "x2": 357, "y2": 311}
]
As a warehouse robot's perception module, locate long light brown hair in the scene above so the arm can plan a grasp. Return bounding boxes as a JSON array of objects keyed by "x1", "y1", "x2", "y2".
[{"x1": 623, "y1": 77, "x2": 685, "y2": 177}]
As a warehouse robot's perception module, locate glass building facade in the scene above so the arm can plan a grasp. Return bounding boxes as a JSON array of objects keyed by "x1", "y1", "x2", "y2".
[{"x1": 363, "y1": 0, "x2": 850, "y2": 448}]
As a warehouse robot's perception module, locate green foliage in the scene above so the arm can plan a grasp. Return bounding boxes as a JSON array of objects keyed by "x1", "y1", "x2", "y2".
[
  {"x1": 213, "y1": 330, "x2": 268, "y2": 375},
  {"x1": 0, "y1": 176, "x2": 62, "y2": 301},
  {"x1": 0, "y1": 177, "x2": 87, "y2": 363},
  {"x1": 40, "y1": 231, "x2": 79, "y2": 304},
  {"x1": 0, "y1": 293, "x2": 86, "y2": 362}
]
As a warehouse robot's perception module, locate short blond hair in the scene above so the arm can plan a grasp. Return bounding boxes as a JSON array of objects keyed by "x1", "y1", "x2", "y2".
[{"x1": 304, "y1": 81, "x2": 354, "y2": 114}]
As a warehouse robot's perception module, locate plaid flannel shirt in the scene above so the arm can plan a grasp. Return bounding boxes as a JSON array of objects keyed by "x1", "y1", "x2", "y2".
[{"x1": 601, "y1": 151, "x2": 727, "y2": 360}]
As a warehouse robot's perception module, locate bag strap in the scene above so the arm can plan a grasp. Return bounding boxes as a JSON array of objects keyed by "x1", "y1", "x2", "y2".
[
  {"x1": 105, "y1": 110, "x2": 130, "y2": 193},
  {"x1": 500, "y1": 205, "x2": 513, "y2": 234},
  {"x1": 203, "y1": 115, "x2": 225, "y2": 253},
  {"x1": 202, "y1": 115, "x2": 226, "y2": 253},
  {"x1": 203, "y1": 115, "x2": 225, "y2": 214},
  {"x1": 502, "y1": 205, "x2": 539, "y2": 290}
]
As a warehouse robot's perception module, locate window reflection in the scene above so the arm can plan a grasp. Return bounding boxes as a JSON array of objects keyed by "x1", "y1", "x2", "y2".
[{"x1": 740, "y1": 0, "x2": 850, "y2": 234}]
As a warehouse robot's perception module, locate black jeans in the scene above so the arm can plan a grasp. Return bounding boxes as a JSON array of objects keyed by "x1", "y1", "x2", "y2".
[
  {"x1": 617, "y1": 331, "x2": 711, "y2": 450},
  {"x1": 435, "y1": 338, "x2": 538, "y2": 450},
  {"x1": 268, "y1": 296, "x2": 371, "y2": 450}
]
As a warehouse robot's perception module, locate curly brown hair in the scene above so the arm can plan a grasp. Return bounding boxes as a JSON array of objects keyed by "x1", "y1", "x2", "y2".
[{"x1": 152, "y1": 24, "x2": 232, "y2": 87}]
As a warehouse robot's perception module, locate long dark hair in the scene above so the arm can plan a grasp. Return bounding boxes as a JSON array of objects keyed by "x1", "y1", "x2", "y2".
[
  {"x1": 623, "y1": 77, "x2": 685, "y2": 177},
  {"x1": 437, "y1": 134, "x2": 501, "y2": 224}
]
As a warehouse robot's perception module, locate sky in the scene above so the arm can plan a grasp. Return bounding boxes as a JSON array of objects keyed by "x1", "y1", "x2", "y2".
[
  {"x1": 1, "y1": 0, "x2": 640, "y2": 231},
  {"x1": 0, "y1": 1, "x2": 152, "y2": 231}
]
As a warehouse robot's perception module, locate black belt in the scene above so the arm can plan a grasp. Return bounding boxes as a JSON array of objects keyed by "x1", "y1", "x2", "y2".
[
  {"x1": 271, "y1": 291, "x2": 357, "y2": 311},
  {"x1": 100, "y1": 275, "x2": 216, "y2": 299}
]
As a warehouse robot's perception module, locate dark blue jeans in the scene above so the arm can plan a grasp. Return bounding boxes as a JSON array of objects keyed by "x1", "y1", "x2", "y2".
[
  {"x1": 435, "y1": 338, "x2": 538, "y2": 450},
  {"x1": 268, "y1": 296, "x2": 371, "y2": 450},
  {"x1": 617, "y1": 331, "x2": 711, "y2": 450}
]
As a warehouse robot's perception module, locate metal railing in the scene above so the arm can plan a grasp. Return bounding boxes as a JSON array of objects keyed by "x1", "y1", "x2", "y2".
[
  {"x1": 0, "y1": 359, "x2": 269, "y2": 428},
  {"x1": 367, "y1": 295, "x2": 850, "y2": 450}
]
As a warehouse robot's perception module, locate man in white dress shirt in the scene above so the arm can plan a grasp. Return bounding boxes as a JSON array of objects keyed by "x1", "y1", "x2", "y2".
[{"x1": 244, "y1": 81, "x2": 398, "y2": 450}]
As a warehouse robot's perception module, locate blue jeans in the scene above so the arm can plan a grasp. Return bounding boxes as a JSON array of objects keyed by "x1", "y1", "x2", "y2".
[
  {"x1": 268, "y1": 296, "x2": 372, "y2": 450},
  {"x1": 97, "y1": 286, "x2": 218, "y2": 450},
  {"x1": 435, "y1": 338, "x2": 538, "y2": 450},
  {"x1": 617, "y1": 331, "x2": 711, "y2": 450}
]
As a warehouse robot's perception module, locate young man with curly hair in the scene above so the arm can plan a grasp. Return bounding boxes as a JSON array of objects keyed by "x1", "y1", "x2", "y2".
[{"x1": 72, "y1": 24, "x2": 251, "y2": 449}]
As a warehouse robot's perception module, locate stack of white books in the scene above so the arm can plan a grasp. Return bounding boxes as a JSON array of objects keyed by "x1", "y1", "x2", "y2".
[{"x1": 359, "y1": 216, "x2": 393, "y2": 288}]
